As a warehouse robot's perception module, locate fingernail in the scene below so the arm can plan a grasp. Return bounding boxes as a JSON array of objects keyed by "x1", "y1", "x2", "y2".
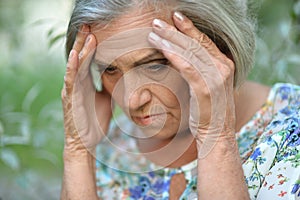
[
  {"x1": 68, "y1": 50, "x2": 75, "y2": 62},
  {"x1": 174, "y1": 11, "x2": 184, "y2": 21},
  {"x1": 149, "y1": 32, "x2": 160, "y2": 41},
  {"x1": 153, "y1": 19, "x2": 165, "y2": 28}
]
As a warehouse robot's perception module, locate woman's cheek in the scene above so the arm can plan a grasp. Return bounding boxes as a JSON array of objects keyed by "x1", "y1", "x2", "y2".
[{"x1": 103, "y1": 75, "x2": 131, "y2": 111}]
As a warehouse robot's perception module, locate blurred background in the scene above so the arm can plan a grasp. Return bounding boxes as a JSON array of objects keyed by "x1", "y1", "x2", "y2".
[{"x1": 0, "y1": 0, "x2": 299, "y2": 199}]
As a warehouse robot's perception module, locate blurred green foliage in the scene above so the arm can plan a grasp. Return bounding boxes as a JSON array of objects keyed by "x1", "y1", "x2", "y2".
[
  {"x1": 0, "y1": 0, "x2": 299, "y2": 199},
  {"x1": 0, "y1": 0, "x2": 66, "y2": 199},
  {"x1": 250, "y1": 0, "x2": 300, "y2": 84},
  {"x1": 0, "y1": 67, "x2": 64, "y2": 199}
]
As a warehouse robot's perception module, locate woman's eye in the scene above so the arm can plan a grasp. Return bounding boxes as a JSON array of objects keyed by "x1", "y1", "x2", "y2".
[
  {"x1": 145, "y1": 64, "x2": 167, "y2": 72},
  {"x1": 104, "y1": 66, "x2": 117, "y2": 74}
]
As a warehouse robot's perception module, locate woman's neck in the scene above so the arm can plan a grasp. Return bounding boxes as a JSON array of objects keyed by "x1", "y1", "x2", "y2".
[
  {"x1": 136, "y1": 129, "x2": 197, "y2": 168},
  {"x1": 234, "y1": 81, "x2": 270, "y2": 132}
]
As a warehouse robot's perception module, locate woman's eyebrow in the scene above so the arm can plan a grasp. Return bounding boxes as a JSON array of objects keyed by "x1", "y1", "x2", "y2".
[
  {"x1": 93, "y1": 50, "x2": 163, "y2": 67},
  {"x1": 93, "y1": 59, "x2": 115, "y2": 68},
  {"x1": 134, "y1": 50, "x2": 164, "y2": 66},
  {"x1": 93, "y1": 60, "x2": 117, "y2": 71}
]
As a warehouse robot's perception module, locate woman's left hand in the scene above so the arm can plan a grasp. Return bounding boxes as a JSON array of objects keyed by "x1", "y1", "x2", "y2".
[
  {"x1": 148, "y1": 12, "x2": 250, "y2": 200},
  {"x1": 148, "y1": 12, "x2": 236, "y2": 157}
]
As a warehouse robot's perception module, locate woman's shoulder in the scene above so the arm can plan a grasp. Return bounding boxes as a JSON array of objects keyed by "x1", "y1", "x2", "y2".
[
  {"x1": 237, "y1": 82, "x2": 300, "y2": 154},
  {"x1": 241, "y1": 82, "x2": 300, "y2": 199},
  {"x1": 246, "y1": 81, "x2": 300, "y2": 112},
  {"x1": 267, "y1": 82, "x2": 300, "y2": 103},
  {"x1": 264, "y1": 82, "x2": 300, "y2": 119}
]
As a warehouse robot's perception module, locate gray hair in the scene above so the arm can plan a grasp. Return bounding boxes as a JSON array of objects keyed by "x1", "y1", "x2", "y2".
[{"x1": 66, "y1": 0, "x2": 256, "y2": 86}]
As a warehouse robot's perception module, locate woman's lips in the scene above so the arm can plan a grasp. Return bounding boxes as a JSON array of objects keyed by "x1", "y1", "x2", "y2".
[{"x1": 133, "y1": 113, "x2": 166, "y2": 126}]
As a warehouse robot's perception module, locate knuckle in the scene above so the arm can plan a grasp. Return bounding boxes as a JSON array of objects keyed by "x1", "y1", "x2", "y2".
[
  {"x1": 74, "y1": 39, "x2": 80, "y2": 47},
  {"x1": 220, "y1": 57, "x2": 235, "y2": 72},
  {"x1": 227, "y1": 59, "x2": 235, "y2": 71},
  {"x1": 181, "y1": 63, "x2": 199, "y2": 78},
  {"x1": 78, "y1": 50, "x2": 84, "y2": 60},
  {"x1": 198, "y1": 34, "x2": 213, "y2": 48},
  {"x1": 73, "y1": 40, "x2": 82, "y2": 51},
  {"x1": 223, "y1": 69, "x2": 232, "y2": 80},
  {"x1": 64, "y1": 76, "x2": 72, "y2": 87},
  {"x1": 215, "y1": 62, "x2": 231, "y2": 80},
  {"x1": 62, "y1": 79, "x2": 73, "y2": 96},
  {"x1": 201, "y1": 86, "x2": 211, "y2": 97},
  {"x1": 165, "y1": 50, "x2": 178, "y2": 62},
  {"x1": 165, "y1": 27, "x2": 178, "y2": 41},
  {"x1": 61, "y1": 89, "x2": 70, "y2": 104},
  {"x1": 182, "y1": 48, "x2": 198, "y2": 63},
  {"x1": 188, "y1": 38, "x2": 202, "y2": 53},
  {"x1": 197, "y1": 33, "x2": 205, "y2": 43},
  {"x1": 181, "y1": 19, "x2": 194, "y2": 33}
]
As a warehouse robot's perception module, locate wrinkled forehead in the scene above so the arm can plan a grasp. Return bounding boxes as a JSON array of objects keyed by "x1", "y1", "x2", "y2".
[
  {"x1": 94, "y1": 27, "x2": 156, "y2": 64},
  {"x1": 91, "y1": 7, "x2": 174, "y2": 64},
  {"x1": 91, "y1": 5, "x2": 173, "y2": 40}
]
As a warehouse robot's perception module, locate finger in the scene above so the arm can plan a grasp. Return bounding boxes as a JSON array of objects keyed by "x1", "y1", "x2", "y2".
[
  {"x1": 64, "y1": 49, "x2": 79, "y2": 95},
  {"x1": 152, "y1": 19, "x2": 193, "y2": 51},
  {"x1": 148, "y1": 31, "x2": 227, "y2": 100},
  {"x1": 172, "y1": 12, "x2": 222, "y2": 57},
  {"x1": 152, "y1": 18, "x2": 234, "y2": 73},
  {"x1": 78, "y1": 34, "x2": 97, "y2": 68},
  {"x1": 148, "y1": 33, "x2": 215, "y2": 130},
  {"x1": 171, "y1": 13, "x2": 235, "y2": 75},
  {"x1": 152, "y1": 19, "x2": 212, "y2": 65},
  {"x1": 148, "y1": 32, "x2": 205, "y2": 88},
  {"x1": 72, "y1": 25, "x2": 90, "y2": 53},
  {"x1": 149, "y1": 28, "x2": 215, "y2": 78},
  {"x1": 71, "y1": 34, "x2": 101, "y2": 149},
  {"x1": 152, "y1": 17, "x2": 224, "y2": 61},
  {"x1": 72, "y1": 35, "x2": 96, "y2": 92}
]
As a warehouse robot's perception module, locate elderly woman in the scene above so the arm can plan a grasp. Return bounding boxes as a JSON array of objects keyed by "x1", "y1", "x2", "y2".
[{"x1": 61, "y1": 0, "x2": 300, "y2": 199}]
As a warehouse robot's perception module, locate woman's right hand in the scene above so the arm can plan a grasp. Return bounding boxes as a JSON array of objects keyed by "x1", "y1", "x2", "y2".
[{"x1": 61, "y1": 25, "x2": 112, "y2": 157}]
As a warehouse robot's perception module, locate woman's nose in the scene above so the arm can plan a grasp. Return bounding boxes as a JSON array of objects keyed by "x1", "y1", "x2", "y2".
[
  {"x1": 122, "y1": 71, "x2": 152, "y2": 111},
  {"x1": 128, "y1": 87, "x2": 152, "y2": 111}
]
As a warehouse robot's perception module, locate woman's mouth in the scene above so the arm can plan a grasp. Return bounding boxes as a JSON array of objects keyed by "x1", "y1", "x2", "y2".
[{"x1": 133, "y1": 113, "x2": 166, "y2": 126}]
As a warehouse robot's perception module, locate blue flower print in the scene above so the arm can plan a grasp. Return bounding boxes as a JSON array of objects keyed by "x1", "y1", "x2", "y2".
[
  {"x1": 278, "y1": 85, "x2": 291, "y2": 100},
  {"x1": 280, "y1": 107, "x2": 293, "y2": 115},
  {"x1": 286, "y1": 118, "x2": 299, "y2": 132},
  {"x1": 143, "y1": 196, "x2": 156, "y2": 200},
  {"x1": 250, "y1": 147, "x2": 262, "y2": 160},
  {"x1": 139, "y1": 176, "x2": 151, "y2": 194},
  {"x1": 129, "y1": 176, "x2": 151, "y2": 199},
  {"x1": 270, "y1": 120, "x2": 282, "y2": 129},
  {"x1": 285, "y1": 117, "x2": 300, "y2": 147},
  {"x1": 287, "y1": 128, "x2": 300, "y2": 147},
  {"x1": 266, "y1": 136, "x2": 273, "y2": 145},
  {"x1": 291, "y1": 183, "x2": 300, "y2": 197},
  {"x1": 129, "y1": 186, "x2": 143, "y2": 199},
  {"x1": 148, "y1": 171, "x2": 155, "y2": 178},
  {"x1": 152, "y1": 178, "x2": 169, "y2": 194}
]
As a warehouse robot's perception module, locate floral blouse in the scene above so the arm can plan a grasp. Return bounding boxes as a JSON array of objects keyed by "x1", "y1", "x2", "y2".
[{"x1": 95, "y1": 83, "x2": 300, "y2": 200}]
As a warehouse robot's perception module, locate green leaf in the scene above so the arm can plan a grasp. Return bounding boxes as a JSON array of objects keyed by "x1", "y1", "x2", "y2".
[
  {"x1": 1, "y1": 148, "x2": 20, "y2": 170},
  {"x1": 48, "y1": 32, "x2": 65, "y2": 48},
  {"x1": 0, "y1": 120, "x2": 4, "y2": 136},
  {"x1": 47, "y1": 28, "x2": 55, "y2": 38},
  {"x1": 22, "y1": 84, "x2": 41, "y2": 112}
]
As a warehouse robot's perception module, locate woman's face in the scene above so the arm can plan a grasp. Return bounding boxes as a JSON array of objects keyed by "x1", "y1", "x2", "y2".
[{"x1": 91, "y1": 7, "x2": 190, "y2": 140}]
